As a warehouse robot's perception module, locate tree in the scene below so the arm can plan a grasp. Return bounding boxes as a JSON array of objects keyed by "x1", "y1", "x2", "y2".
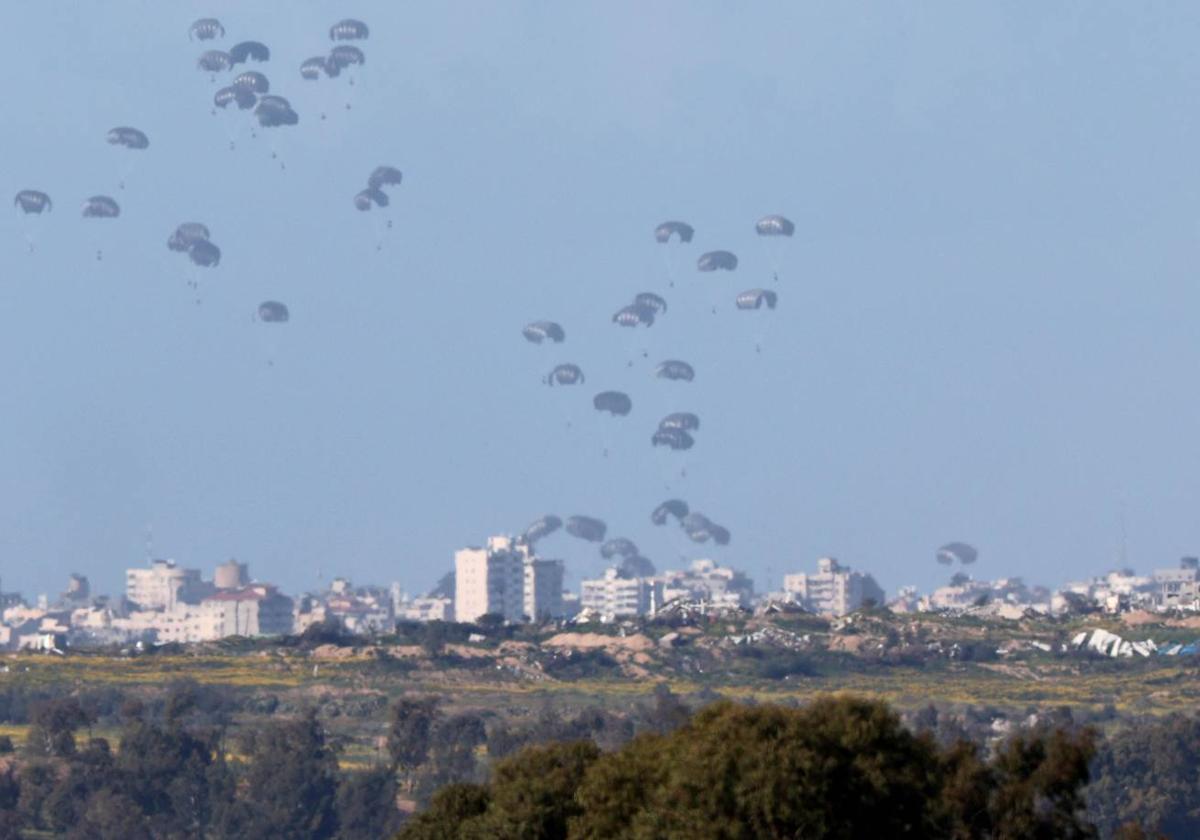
[
  {"x1": 1087, "y1": 713, "x2": 1200, "y2": 837},
  {"x1": 335, "y1": 766, "x2": 403, "y2": 840},
  {"x1": 26, "y1": 697, "x2": 95, "y2": 757},
  {"x1": 388, "y1": 698, "x2": 439, "y2": 784},
  {"x1": 402, "y1": 694, "x2": 1101, "y2": 839},
  {"x1": 68, "y1": 790, "x2": 152, "y2": 840},
  {"x1": 470, "y1": 741, "x2": 600, "y2": 839},
  {"x1": 425, "y1": 713, "x2": 487, "y2": 791},
  {"x1": 395, "y1": 783, "x2": 490, "y2": 840},
  {"x1": 237, "y1": 710, "x2": 340, "y2": 839},
  {"x1": 986, "y1": 726, "x2": 1097, "y2": 839}
]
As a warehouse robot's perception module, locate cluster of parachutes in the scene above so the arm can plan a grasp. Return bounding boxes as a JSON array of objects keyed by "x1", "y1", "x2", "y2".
[
  {"x1": 518, "y1": 514, "x2": 657, "y2": 579},
  {"x1": 167, "y1": 222, "x2": 220, "y2": 269},
  {"x1": 612, "y1": 292, "x2": 667, "y2": 328},
  {"x1": 194, "y1": 20, "x2": 299, "y2": 132},
  {"x1": 512, "y1": 214, "x2": 801, "y2": 575},
  {"x1": 354, "y1": 165, "x2": 402, "y2": 211},
  {"x1": 649, "y1": 498, "x2": 730, "y2": 546},
  {"x1": 298, "y1": 18, "x2": 368, "y2": 112},
  {"x1": 15, "y1": 126, "x2": 155, "y2": 257}
]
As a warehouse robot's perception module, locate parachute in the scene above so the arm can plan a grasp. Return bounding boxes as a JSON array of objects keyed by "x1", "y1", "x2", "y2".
[
  {"x1": 330, "y1": 19, "x2": 370, "y2": 40},
  {"x1": 106, "y1": 127, "x2": 149, "y2": 150},
  {"x1": 697, "y1": 250, "x2": 738, "y2": 271},
  {"x1": 600, "y1": 538, "x2": 638, "y2": 560},
  {"x1": 654, "y1": 221, "x2": 694, "y2": 243},
  {"x1": 81, "y1": 196, "x2": 119, "y2": 218},
  {"x1": 257, "y1": 301, "x2": 289, "y2": 323},
  {"x1": 188, "y1": 240, "x2": 221, "y2": 267},
  {"x1": 617, "y1": 555, "x2": 656, "y2": 578},
  {"x1": 233, "y1": 71, "x2": 270, "y2": 94},
  {"x1": 612, "y1": 303, "x2": 656, "y2": 328},
  {"x1": 300, "y1": 57, "x2": 337, "y2": 80},
  {"x1": 565, "y1": 516, "x2": 607, "y2": 543},
  {"x1": 353, "y1": 188, "x2": 389, "y2": 211},
  {"x1": 255, "y1": 96, "x2": 298, "y2": 127},
  {"x1": 214, "y1": 86, "x2": 257, "y2": 110},
  {"x1": 592, "y1": 391, "x2": 632, "y2": 417},
  {"x1": 328, "y1": 45, "x2": 366, "y2": 70},
  {"x1": 546, "y1": 364, "x2": 584, "y2": 386},
  {"x1": 229, "y1": 41, "x2": 270, "y2": 65},
  {"x1": 14, "y1": 190, "x2": 51, "y2": 214},
  {"x1": 197, "y1": 50, "x2": 233, "y2": 73},
  {"x1": 937, "y1": 542, "x2": 978, "y2": 566},
  {"x1": 654, "y1": 360, "x2": 694, "y2": 382},
  {"x1": 522, "y1": 514, "x2": 562, "y2": 545},
  {"x1": 189, "y1": 18, "x2": 225, "y2": 41},
  {"x1": 755, "y1": 214, "x2": 795, "y2": 236},
  {"x1": 167, "y1": 222, "x2": 210, "y2": 252},
  {"x1": 522, "y1": 321, "x2": 566, "y2": 344},
  {"x1": 651, "y1": 499, "x2": 689, "y2": 526},
  {"x1": 633, "y1": 292, "x2": 667, "y2": 315},
  {"x1": 659, "y1": 412, "x2": 700, "y2": 432},
  {"x1": 708, "y1": 524, "x2": 732, "y2": 546},
  {"x1": 367, "y1": 166, "x2": 403, "y2": 190},
  {"x1": 652, "y1": 428, "x2": 694, "y2": 451},
  {"x1": 682, "y1": 513, "x2": 731, "y2": 546},
  {"x1": 735, "y1": 289, "x2": 778, "y2": 310}
]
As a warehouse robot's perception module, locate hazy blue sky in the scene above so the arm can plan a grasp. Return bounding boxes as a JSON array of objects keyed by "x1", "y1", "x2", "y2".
[{"x1": 3, "y1": 2, "x2": 1200, "y2": 600}]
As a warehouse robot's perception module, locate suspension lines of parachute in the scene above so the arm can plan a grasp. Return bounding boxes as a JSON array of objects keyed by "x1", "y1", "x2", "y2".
[
  {"x1": 105, "y1": 126, "x2": 150, "y2": 191},
  {"x1": 13, "y1": 190, "x2": 52, "y2": 253},
  {"x1": 81, "y1": 196, "x2": 119, "y2": 260}
]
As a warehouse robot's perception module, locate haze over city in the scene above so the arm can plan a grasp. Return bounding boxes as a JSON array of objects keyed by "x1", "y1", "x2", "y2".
[{"x1": 5, "y1": 1, "x2": 1200, "y2": 602}]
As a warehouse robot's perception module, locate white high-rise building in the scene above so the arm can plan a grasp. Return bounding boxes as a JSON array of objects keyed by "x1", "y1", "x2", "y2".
[
  {"x1": 783, "y1": 557, "x2": 884, "y2": 617},
  {"x1": 580, "y1": 568, "x2": 662, "y2": 620},
  {"x1": 125, "y1": 559, "x2": 207, "y2": 611},
  {"x1": 455, "y1": 536, "x2": 565, "y2": 623}
]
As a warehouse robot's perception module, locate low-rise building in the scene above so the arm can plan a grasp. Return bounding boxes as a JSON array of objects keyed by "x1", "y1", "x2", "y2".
[
  {"x1": 580, "y1": 567, "x2": 662, "y2": 620},
  {"x1": 657, "y1": 559, "x2": 754, "y2": 609},
  {"x1": 1152, "y1": 558, "x2": 1200, "y2": 611}
]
